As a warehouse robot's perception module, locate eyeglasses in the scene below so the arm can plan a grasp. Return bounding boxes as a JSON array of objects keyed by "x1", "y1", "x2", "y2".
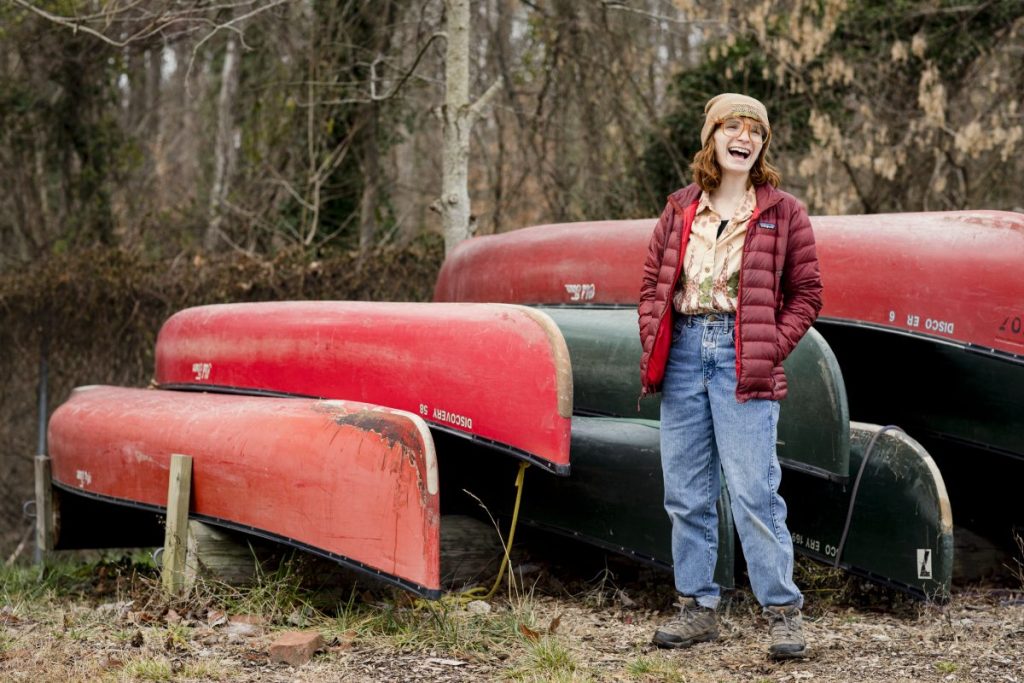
[{"x1": 718, "y1": 118, "x2": 767, "y2": 143}]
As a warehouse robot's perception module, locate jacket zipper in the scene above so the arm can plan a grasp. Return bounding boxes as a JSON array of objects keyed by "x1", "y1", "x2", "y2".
[{"x1": 734, "y1": 207, "x2": 761, "y2": 396}]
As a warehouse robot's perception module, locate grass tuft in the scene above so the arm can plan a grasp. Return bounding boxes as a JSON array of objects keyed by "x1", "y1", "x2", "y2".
[{"x1": 626, "y1": 655, "x2": 685, "y2": 681}]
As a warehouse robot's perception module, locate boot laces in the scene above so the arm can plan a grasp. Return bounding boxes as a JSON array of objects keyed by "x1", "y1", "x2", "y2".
[{"x1": 769, "y1": 610, "x2": 800, "y2": 639}]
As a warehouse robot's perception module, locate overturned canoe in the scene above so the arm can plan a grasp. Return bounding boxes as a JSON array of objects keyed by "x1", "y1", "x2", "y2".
[
  {"x1": 47, "y1": 386, "x2": 442, "y2": 597},
  {"x1": 434, "y1": 219, "x2": 653, "y2": 306},
  {"x1": 438, "y1": 416, "x2": 736, "y2": 589},
  {"x1": 435, "y1": 210, "x2": 1024, "y2": 357},
  {"x1": 537, "y1": 307, "x2": 850, "y2": 482},
  {"x1": 154, "y1": 302, "x2": 572, "y2": 474},
  {"x1": 782, "y1": 422, "x2": 953, "y2": 600},
  {"x1": 434, "y1": 220, "x2": 649, "y2": 306},
  {"x1": 442, "y1": 416, "x2": 950, "y2": 599}
]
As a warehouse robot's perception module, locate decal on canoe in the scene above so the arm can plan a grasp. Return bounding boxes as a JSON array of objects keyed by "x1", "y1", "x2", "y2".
[
  {"x1": 897, "y1": 312, "x2": 956, "y2": 336},
  {"x1": 75, "y1": 469, "x2": 92, "y2": 487},
  {"x1": 429, "y1": 406, "x2": 473, "y2": 431},
  {"x1": 564, "y1": 283, "x2": 596, "y2": 301},
  {"x1": 998, "y1": 315, "x2": 1023, "y2": 344},
  {"x1": 191, "y1": 362, "x2": 212, "y2": 381},
  {"x1": 917, "y1": 549, "x2": 932, "y2": 579}
]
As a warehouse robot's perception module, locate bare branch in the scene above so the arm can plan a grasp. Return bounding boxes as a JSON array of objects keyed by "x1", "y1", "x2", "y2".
[
  {"x1": 469, "y1": 76, "x2": 504, "y2": 121},
  {"x1": 370, "y1": 31, "x2": 447, "y2": 101},
  {"x1": 187, "y1": 0, "x2": 293, "y2": 82}
]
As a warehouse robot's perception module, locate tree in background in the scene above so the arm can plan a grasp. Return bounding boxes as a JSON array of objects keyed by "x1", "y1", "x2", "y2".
[
  {"x1": 644, "y1": 0, "x2": 1024, "y2": 214},
  {"x1": 2, "y1": 0, "x2": 1020, "y2": 272},
  {"x1": 437, "y1": 0, "x2": 501, "y2": 253}
]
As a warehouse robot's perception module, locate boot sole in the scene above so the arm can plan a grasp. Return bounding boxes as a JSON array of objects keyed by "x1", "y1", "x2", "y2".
[
  {"x1": 652, "y1": 631, "x2": 718, "y2": 649},
  {"x1": 769, "y1": 647, "x2": 808, "y2": 660}
]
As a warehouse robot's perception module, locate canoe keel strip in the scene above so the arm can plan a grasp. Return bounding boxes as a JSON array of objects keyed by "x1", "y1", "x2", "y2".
[
  {"x1": 154, "y1": 301, "x2": 572, "y2": 474},
  {"x1": 47, "y1": 386, "x2": 442, "y2": 596}
]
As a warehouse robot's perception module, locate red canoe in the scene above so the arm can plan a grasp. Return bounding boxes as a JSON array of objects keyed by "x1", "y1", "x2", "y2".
[
  {"x1": 154, "y1": 302, "x2": 572, "y2": 474},
  {"x1": 434, "y1": 211, "x2": 1024, "y2": 357},
  {"x1": 48, "y1": 386, "x2": 441, "y2": 596}
]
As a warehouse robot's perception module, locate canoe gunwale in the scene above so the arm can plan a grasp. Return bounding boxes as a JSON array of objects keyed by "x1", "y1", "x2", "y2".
[
  {"x1": 817, "y1": 317, "x2": 1024, "y2": 365},
  {"x1": 51, "y1": 481, "x2": 444, "y2": 599},
  {"x1": 156, "y1": 383, "x2": 572, "y2": 476},
  {"x1": 518, "y1": 518, "x2": 671, "y2": 571},
  {"x1": 915, "y1": 427, "x2": 1024, "y2": 463},
  {"x1": 795, "y1": 545, "x2": 951, "y2": 603},
  {"x1": 778, "y1": 457, "x2": 849, "y2": 484},
  {"x1": 569, "y1": 408, "x2": 850, "y2": 482}
]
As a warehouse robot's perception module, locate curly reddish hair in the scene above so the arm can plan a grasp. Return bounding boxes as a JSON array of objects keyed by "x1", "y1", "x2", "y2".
[{"x1": 690, "y1": 122, "x2": 781, "y2": 192}]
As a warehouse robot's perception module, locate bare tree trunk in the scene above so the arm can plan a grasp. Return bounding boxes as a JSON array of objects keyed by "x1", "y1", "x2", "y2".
[
  {"x1": 205, "y1": 34, "x2": 239, "y2": 251},
  {"x1": 358, "y1": 102, "x2": 381, "y2": 257},
  {"x1": 439, "y1": 0, "x2": 501, "y2": 255}
]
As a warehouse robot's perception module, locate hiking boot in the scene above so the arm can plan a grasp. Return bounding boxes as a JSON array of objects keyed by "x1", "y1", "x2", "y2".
[
  {"x1": 764, "y1": 604, "x2": 808, "y2": 660},
  {"x1": 652, "y1": 596, "x2": 719, "y2": 649}
]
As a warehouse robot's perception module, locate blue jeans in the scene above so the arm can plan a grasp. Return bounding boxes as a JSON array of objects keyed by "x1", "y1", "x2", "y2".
[{"x1": 660, "y1": 313, "x2": 803, "y2": 609}]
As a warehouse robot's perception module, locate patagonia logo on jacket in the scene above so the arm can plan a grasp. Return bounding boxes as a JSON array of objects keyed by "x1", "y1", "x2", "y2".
[{"x1": 757, "y1": 221, "x2": 777, "y2": 230}]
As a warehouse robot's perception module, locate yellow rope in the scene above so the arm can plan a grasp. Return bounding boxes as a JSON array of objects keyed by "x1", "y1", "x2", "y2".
[{"x1": 458, "y1": 460, "x2": 530, "y2": 602}]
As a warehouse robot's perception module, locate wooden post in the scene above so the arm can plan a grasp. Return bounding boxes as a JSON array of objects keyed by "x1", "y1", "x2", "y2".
[
  {"x1": 162, "y1": 454, "x2": 193, "y2": 595},
  {"x1": 34, "y1": 455, "x2": 53, "y2": 559}
]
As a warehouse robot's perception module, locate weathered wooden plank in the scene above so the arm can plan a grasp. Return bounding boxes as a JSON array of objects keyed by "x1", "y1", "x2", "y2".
[{"x1": 162, "y1": 454, "x2": 193, "y2": 595}]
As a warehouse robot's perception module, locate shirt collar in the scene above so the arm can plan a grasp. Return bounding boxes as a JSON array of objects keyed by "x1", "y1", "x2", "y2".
[{"x1": 696, "y1": 185, "x2": 757, "y2": 223}]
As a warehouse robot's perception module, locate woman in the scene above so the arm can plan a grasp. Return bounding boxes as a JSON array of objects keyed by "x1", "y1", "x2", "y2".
[{"x1": 638, "y1": 93, "x2": 822, "y2": 659}]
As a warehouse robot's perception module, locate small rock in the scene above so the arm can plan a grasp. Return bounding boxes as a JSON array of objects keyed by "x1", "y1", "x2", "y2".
[
  {"x1": 466, "y1": 600, "x2": 491, "y2": 615},
  {"x1": 268, "y1": 630, "x2": 325, "y2": 666}
]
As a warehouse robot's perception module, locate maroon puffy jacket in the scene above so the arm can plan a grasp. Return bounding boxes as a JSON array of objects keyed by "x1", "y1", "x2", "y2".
[{"x1": 638, "y1": 183, "x2": 823, "y2": 402}]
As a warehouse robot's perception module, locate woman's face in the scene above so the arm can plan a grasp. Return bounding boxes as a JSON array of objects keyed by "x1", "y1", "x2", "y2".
[{"x1": 713, "y1": 117, "x2": 766, "y2": 178}]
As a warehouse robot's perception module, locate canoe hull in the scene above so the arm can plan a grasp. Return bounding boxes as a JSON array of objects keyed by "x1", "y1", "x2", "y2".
[
  {"x1": 782, "y1": 423, "x2": 953, "y2": 599},
  {"x1": 154, "y1": 302, "x2": 572, "y2": 474},
  {"x1": 438, "y1": 417, "x2": 736, "y2": 588},
  {"x1": 815, "y1": 319, "x2": 1024, "y2": 554},
  {"x1": 538, "y1": 307, "x2": 850, "y2": 481},
  {"x1": 435, "y1": 210, "x2": 1024, "y2": 356},
  {"x1": 48, "y1": 386, "x2": 442, "y2": 596}
]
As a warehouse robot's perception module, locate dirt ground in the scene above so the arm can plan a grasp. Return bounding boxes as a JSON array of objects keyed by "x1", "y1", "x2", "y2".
[{"x1": 2, "y1": 549, "x2": 1023, "y2": 683}]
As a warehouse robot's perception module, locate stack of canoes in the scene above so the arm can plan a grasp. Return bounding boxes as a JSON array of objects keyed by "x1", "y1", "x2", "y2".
[
  {"x1": 433, "y1": 210, "x2": 1024, "y2": 598},
  {"x1": 48, "y1": 210, "x2": 1019, "y2": 601},
  {"x1": 48, "y1": 303, "x2": 577, "y2": 597}
]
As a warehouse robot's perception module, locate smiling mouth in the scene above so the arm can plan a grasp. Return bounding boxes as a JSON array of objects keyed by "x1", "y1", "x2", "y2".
[{"x1": 728, "y1": 147, "x2": 751, "y2": 160}]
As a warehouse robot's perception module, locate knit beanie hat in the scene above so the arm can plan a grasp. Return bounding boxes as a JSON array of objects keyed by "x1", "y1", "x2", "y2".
[{"x1": 700, "y1": 93, "x2": 771, "y2": 146}]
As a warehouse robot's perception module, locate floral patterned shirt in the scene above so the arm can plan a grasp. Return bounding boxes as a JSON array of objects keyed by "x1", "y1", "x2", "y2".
[{"x1": 672, "y1": 185, "x2": 756, "y2": 314}]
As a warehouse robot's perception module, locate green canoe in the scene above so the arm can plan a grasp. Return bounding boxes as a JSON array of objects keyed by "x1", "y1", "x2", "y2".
[
  {"x1": 539, "y1": 307, "x2": 851, "y2": 482},
  {"x1": 437, "y1": 418, "x2": 736, "y2": 589},
  {"x1": 783, "y1": 422, "x2": 953, "y2": 599},
  {"x1": 816, "y1": 321, "x2": 1024, "y2": 559},
  {"x1": 440, "y1": 414, "x2": 952, "y2": 599}
]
